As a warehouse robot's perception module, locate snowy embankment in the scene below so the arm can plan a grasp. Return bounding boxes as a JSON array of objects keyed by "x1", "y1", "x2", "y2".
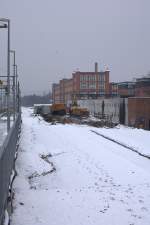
[
  {"x1": 11, "y1": 108, "x2": 150, "y2": 225},
  {"x1": 92, "y1": 125, "x2": 150, "y2": 157}
]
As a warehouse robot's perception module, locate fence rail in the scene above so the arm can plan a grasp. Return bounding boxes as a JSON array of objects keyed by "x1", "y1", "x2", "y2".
[{"x1": 0, "y1": 112, "x2": 21, "y2": 225}]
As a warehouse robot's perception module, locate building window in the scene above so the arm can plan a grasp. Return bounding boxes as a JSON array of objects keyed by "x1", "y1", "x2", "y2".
[
  {"x1": 99, "y1": 92, "x2": 105, "y2": 95},
  {"x1": 80, "y1": 76, "x2": 83, "y2": 81},
  {"x1": 89, "y1": 75, "x2": 96, "y2": 81},
  {"x1": 99, "y1": 74, "x2": 105, "y2": 82},
  {"x1": 90, "y1": 92, "x2": 96, "y2": 94},
  {"x1": 80, "y1": 82, "x2": 87, "y2": 89},
  {"x1": 89, "y1": 82, "x2": 96, "y2": 89},
  {"x1": 99, "y1": 82, "x2": 105, "y2": 91},
  {"x1": 85, "y1": 76, "x2": 88, "y2": 81}
]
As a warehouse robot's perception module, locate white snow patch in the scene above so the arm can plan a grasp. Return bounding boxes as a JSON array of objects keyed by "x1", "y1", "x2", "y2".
[
  {"x1": 4, "y1": 210, "x2": 9, "y2": 225},
  {"x1": 11, "y1": 108, "x2": 150, "y2": 225},
  {"x1": 92, "y1": 125, "x2": 150, "y2": 157}
]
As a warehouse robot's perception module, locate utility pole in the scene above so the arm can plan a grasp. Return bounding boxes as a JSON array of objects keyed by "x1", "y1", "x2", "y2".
[
  {"x1": 10, "y1": 50, "x2": 16, "y2": 121},
  {"x1": 15, "y1": 65, "x2": 18, "y2": 112}
]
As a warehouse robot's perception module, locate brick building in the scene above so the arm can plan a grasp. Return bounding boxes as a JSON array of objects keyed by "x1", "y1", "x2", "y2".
[
  {"x1": 52, "y1": 79, "x2": 73, "y2": 104},
  {"x1": 135, "y1": 75, "x2": 150, "y2": 97},
  {"x1": 109, "y1": 82, "x2": 118, "y2": 96},
  {"x1": 72, "y1": 69, "x2": 110, "y2": 99},
  {"x1": 109, "y1": 75, "x2": 150, "y2": 98},
  {"x1": 52, "y1": 83, "x2": 60, "y2": 103},
  {"x1": 64, "y1": 78, "x2": 73, "y2": 104},
  {"x1": 118, "y1": 82, "x2": 135, "y2": 97},
  {"x1": 128, "y1": 97, "x2": 150, "y2": 130},
  {"x1": 52, "y1": 63, "x2": 110, "y2": 104}
]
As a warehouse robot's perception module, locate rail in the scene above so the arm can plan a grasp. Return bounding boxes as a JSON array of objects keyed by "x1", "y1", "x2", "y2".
[
  {"x1": 91, "y1": 130, "x2": 150, "y2": 160},
  {"x1": 0, "y1": 112, "x2": 21, "y2": 225}
]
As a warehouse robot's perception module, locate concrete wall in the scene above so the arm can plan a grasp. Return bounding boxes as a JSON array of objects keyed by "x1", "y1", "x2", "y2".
[{"x1": 78, "y1": 98, "x2": 121, "y2": 124}]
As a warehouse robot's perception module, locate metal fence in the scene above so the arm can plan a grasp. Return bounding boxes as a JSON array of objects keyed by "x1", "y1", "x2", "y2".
[
  {"x1": 0, "y1": 18, "x2": 22, "y2": 224},
  {"x1": 0, "y1": 111, "x2": 21, "y2": 225}
]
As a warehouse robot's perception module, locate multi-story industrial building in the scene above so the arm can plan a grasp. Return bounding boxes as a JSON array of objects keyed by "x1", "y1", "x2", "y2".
[
  {"x1": 52, "y1": 63, "x2": 110, "y2": 104},
  {"x1": 52, "y1": 79, "x2": 73, "y2": 104},
  {"x1": 109, "y1": 82, "x2": 118, "y2": 96},
  {"x1": 72, "y1": 69, "x2": 110, "y2": 99},
  {"x1": 52, "y1": 69, "x2": 150, "y2": 130},
  {"x1": 52, "y1": 83, "x2": 60, "y2": 103}
]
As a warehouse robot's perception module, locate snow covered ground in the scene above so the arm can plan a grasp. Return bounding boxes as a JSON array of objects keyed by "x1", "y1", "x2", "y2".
[
  {"x1": 11, "y1": 108, "x2": 150, "y2": 225},
  {"x1": 92, "y1": 125, "x2": 150, "y2": 157}
]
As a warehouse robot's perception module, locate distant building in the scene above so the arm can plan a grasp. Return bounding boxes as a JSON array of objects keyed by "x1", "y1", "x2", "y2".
[
  {"x1": 52, "y1": 63, "x2": 110, "y2": 104},
  {"x1": 109, "y1": 82, "x2": 118, "y2": 96},
  {"x1": 135, "y1": 75, "x2": 150, "y2": 97},
  {"x1": 128, "y1": 97, "x2": 150, "y2": 130},
  {"x1": 118, "y1": 81, "x2": 135, "y2": 97},
  {"x1": 64, "y1": 78, "x2": 73, "y2": 105},
  {"x1": 52, "y1": 83, "x2": 60, "y2": 103},
  {"x1": 72, "y1": 66, "x2": 110, "y2": 100}
]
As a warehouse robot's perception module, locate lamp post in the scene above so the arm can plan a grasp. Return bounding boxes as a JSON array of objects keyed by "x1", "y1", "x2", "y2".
[
  {"x1": 10, "y1": 50, "x2": 16, "y2": 121},
  {"x1": 0, "y1": 18, "x2": 10, "y2": 132},
  {"x1": 15, "y1": 65, "x2": 18, "y2": 112}
]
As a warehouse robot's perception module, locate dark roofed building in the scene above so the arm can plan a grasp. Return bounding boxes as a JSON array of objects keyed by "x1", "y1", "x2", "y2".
[
  {"x1": 135, "y1": 75, "x2": 150, "y2": 97},
  {"x1": 118, "y1": 81, "x2": 135, "y2": 97}
]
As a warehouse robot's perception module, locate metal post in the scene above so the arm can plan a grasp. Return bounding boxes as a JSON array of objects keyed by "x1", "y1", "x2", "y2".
[
  {"x1": 7, "y1": 19, "x2": 10, "y2": 132},
  {"x1": 10, "y1": 50, "x2": 16, "y2": 121},
  {"x1": 17, "y1": 82, "x2": 20, "y2": 113},
  {"x1": 0, "y1": 18, "x2": 11, "y2": 132},
  {"x1": 15, "y1": 65, "x2": 18, "y2": 112}
]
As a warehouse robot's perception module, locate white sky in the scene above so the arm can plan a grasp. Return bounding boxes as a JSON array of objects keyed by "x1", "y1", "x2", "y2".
[{"x1": 0, "y1": 0, "x2": 150, "y2": 95}]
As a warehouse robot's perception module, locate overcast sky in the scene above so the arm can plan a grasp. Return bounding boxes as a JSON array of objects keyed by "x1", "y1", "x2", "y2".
[{"x1": 0, "y1": 0, "x2": 150, "y2": 95}]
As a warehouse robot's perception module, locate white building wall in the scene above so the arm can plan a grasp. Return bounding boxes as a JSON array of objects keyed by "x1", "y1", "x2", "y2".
[{"x1": 78, "y1": 98, "x2": 121, "y2": 124}]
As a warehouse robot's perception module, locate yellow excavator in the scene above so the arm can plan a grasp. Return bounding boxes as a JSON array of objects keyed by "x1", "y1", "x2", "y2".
[
  {"x1": 70, "y1": 95, "x2": 89, "y2": 118},
  {"x1": 51, "y1": 103, "x2": 66, "y2": 116}
]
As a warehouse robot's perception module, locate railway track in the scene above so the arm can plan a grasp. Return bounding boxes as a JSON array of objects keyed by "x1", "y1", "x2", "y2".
[{"x1": 91, "y1": 130, "x2": 150, "y2": 160}]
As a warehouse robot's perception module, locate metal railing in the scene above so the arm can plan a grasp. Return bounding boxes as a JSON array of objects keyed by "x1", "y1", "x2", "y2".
[
  {"x1": 0, "y1": 112, "x2": 21, "y2": 225},
  {"x1": 0, "y1": 18, "x2": 22, "y2": 224}
]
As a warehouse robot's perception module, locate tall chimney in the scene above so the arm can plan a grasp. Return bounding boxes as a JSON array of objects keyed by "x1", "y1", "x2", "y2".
[{"x1": 95, "y1": 62, "x2": 98, "y2": 72}]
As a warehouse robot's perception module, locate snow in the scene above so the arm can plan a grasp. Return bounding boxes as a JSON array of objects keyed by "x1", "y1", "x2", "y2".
[
  {"x1": 4, "y1": 210, "x2": 9, "y2": 225},
  {"x1": 92, "y1": 125, "x2": 150, "y2": 157},
  {"x1": 11, "y1": 108, "x2": 150, "y2": 225}
]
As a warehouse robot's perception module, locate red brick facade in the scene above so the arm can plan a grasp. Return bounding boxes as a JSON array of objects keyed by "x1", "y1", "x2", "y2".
[
  {"x1": 72, "y1": 70, "x2": 110, "y2": 99},
  {"x1": 128, "y1": 97, "x2": 150, "y2": 130},
  {"x1": 135, "y1": 77, "x2": 150, "y2": 97},
  {"x1": 52, "y1": 83, "x2": 60, "y2": 103},
  {"x1": 135, "y1": 86, "x2": 150, "y2": 97},
  {"x1": 109, "y1": 82, "x2": 118, "y2": 96},
  {"x1": 52, "y1": 79, "x2": 73, "y2": 104},
  {"x1": 53, "y1": 72, "x2": 110, "y2": 104},
  {"x1": 52, "y1": 69, "x2": 150, "y2": 105},
  {"x1": 52, "y1": 64, "x2": 110, "y2": 104},
  {"x1": 118, "y1": 82, "x2": 135, "y2": 97}
]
